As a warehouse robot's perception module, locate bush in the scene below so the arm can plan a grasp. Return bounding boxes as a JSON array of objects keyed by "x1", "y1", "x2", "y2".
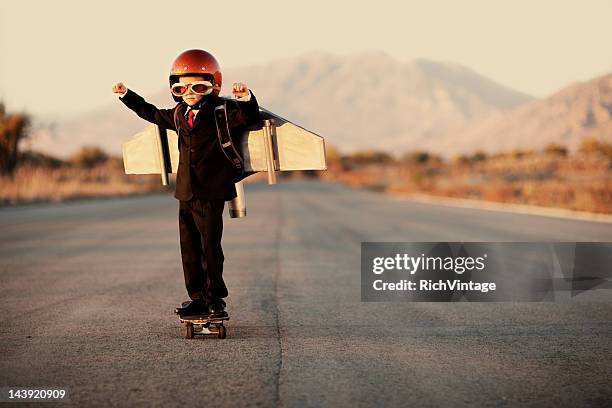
[
  {"x1": 471, "y1": 150, "x2": 488, "y2": 162},
  {"x1": 403, "y1": 151, "x2": 431, "y2": 164},
  {"x1": 69, "y1": 146, "x2": 109, "y2": 168},
  {"x1": 0, "y1": 103, "x2": 30, "y2": 176},
  {"x1": 452, "y1": 151, "x2": 487, "y2": 164},
  {"x1": 544, "y1": 143, "x2": 568, "y2": 157},
  {"x1": 19, "y1": 150, "x2": 64, "y2": 168},
  {"x1": 325, "y1": 144, "x2": 341, "y2": 164},
  {"x1": 579, "y1": 138, "x2": 612, "y2": 159},
  {"x1": 453, "y1": 154, "x2": 471, "y2": 165},
  {"x1": 509, "y1": 149, "x2": 536, "y2": 160},
  {"x1": 342, "y1": 150, "x2": 395, "y2": 167}
]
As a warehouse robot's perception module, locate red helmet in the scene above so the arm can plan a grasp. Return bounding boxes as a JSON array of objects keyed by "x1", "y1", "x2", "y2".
[{"x1": 169, "y1": 49, "x2": 222, "y2": 101}]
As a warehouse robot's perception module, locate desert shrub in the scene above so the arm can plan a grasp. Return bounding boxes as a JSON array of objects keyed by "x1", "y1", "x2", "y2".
[
  {"x1": 544, "y1": 143, "x2": 568, "y2": 157},
  {"x1": 471, "y1": 150, "x2": 488, "y2": 162},
  {"x1": 401, "y1": 150, "x2": 442, "y2": 164},
  {"x1": 453, "y1": 154, "x2": 471, "y2": 165},
  {"x1": 342, "y1": 150, "x2": 394, "y2": 167},
  {"x1": 579, "y1": 138, "x2": 612, "y2": 159},
  {"x1": 509, "y1": 149, "x2": 536, "y2": 160},
  {"x1": 19, "y1": 150, "x2": 64, "y2": 168},
  {"x1": 325, "y1": 144, "x2": 341, "y2": 164},
  {"x1": 0, "y1": 103, "x2": 30, "y2": 176},
  {"x1": 452, "y1": 151, "x2": 487, "y2": 164},
  {"x1": 69, "y1": 146, "x2": 109, "y2": 168},
  {"x1": 403, "y1": 151, "x2": 431, "y2": 164}
]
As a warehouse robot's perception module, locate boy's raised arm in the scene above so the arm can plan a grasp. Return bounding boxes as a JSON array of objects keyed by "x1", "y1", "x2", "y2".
[
  {"x1": 112, "y1": 82, "x2": 177, "y2": 130},
  {"x1": 228, "y1": 82, "x2": 259, "y2": 128},
  {"x1": 236, "y1": 90, "x2": 260, "y2": 123}
]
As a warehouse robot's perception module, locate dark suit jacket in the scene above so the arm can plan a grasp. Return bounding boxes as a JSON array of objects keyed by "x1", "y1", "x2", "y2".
[{"x1": 121, "y1": 89, "x2": 260, "y2": 201}]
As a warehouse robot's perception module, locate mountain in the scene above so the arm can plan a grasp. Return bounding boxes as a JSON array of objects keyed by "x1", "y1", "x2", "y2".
[
  {"x1": 28, "y1": 51, "x2": 533, "y2": 158},
  {"x1": 224, "y1": 52, "x2": 532, "y2": 152},
  {"x1": 420, "y1": 72, "x2": 612, "y2": 157}
]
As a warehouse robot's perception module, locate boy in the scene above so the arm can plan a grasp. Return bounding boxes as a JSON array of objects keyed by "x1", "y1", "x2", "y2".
[{"x1": 112, "y1": 49, "x2": 259, "y2": 317}]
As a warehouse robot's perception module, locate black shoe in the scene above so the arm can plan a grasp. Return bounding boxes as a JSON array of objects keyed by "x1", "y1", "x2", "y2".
[
  {"x1": 175, "y1": 299, "x2": 208, "y2": 317},
  {"x1": 174, "y1": 300, "x2": 192, "y2": 314},
  {"x1": 208, "y1": 300, "x2": 228, "y2": 318}
]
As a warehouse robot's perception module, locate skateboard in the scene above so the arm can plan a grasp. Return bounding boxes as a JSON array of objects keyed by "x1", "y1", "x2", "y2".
[{"x1": 176, "y1": 302, "x2": 229, "y2": 339}]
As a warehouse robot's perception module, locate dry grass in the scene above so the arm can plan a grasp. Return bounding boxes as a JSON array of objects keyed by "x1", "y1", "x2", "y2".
[
  {"x1": 3, "y1": 143, "x2": 611, "y2": 216},
  {"x1": 0, "y1": 156, "x2": 275, "y2": 206},
  {"x1": 324, "y1": 150, "x2": 612, "y2": 215},
  {"x1": 0, "y1": 160, "x2": 165, "y2": 205}
]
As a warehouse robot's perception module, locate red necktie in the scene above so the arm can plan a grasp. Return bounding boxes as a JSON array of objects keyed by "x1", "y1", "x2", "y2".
[{"x1": 187, "y1": 109, "x2": 195, "y2": 128}]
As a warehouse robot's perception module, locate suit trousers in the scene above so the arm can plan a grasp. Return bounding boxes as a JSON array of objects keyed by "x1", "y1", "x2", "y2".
[{"x1": 178, "y1": 197, "x2": 228, "y2": 302}]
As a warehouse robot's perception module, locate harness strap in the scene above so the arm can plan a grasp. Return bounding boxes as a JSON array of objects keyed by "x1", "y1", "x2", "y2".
[
  {"x1": 214, "y1": 100, "x2": 244, "y2": 173},
  {"x1": 173, "y1": 106, "x2": 181, "y2": 148}
]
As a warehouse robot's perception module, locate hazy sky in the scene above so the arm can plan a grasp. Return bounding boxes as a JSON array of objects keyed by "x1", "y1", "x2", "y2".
[{"x1": 1, "y1": 0, "x2": 611, "y2": 120}]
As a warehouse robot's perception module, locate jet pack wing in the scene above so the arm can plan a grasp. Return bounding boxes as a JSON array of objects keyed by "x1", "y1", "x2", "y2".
[
  {"x1": 122, "y1": 125, "x2": 179, "y2": 185},
  {"x1": 239, "y1": 108, "x2": 327, "y2": 173}
]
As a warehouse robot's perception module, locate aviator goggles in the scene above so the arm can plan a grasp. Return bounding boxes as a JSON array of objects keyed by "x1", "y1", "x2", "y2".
[{"x1": 170, "y1": 81, "x2": 214, "y2": 97}]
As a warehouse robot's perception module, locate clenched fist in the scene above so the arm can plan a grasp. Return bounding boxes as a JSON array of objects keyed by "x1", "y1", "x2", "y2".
[
  {"x1": 232, "y1": 82, "x2": 249, "y2": 98},
  {"x1": 112, "y1": 82, "x2": 127, "y2": 95}
]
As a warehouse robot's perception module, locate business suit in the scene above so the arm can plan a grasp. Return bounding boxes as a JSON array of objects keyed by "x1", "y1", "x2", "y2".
[{"x1": 120, "y1": 89, "x2": 259, "y2": 302}]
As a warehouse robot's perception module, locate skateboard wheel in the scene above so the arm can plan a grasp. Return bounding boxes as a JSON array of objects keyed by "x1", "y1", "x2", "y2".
[
  {"x1": 184, "y1": 323, "x2": 194, "y2": 339},
  {"x1": 218, "y1": 324, "x2": 226, "y2": 339}
]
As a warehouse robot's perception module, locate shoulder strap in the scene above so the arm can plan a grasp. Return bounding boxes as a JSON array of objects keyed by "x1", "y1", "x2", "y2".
[
  {"x1": 214, "y1": 100, "x2": 244, "y2": 173},
  {"x1": 174, "y1": 104, "x2": 181, "y2": 135},
  {"x1": 174, "y1": 103, "x2": 181, "y2": 150}
]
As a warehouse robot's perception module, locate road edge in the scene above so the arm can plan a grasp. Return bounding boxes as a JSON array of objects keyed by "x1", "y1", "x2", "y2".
[{"x1": 394, "y1": 192, "x2": 612, "y2": 224}]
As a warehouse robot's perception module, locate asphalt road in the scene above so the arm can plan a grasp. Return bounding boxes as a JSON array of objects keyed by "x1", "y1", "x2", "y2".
[{"x1": 1, "y1": 181, "x2": 611, "y2": 407}]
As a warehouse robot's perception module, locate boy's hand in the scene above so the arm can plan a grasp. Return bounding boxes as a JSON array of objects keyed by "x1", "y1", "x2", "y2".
[
  {"x1": 232, "y1": 82, "x2": 249, "y2": 98},
  {"x1": 112, "y1": 82, "x2": 127, "y2": 95}
]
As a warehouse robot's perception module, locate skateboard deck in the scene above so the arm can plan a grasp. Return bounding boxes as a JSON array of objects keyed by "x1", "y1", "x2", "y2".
[
  {"x1": 177, "y1": 301, "x2": 229, "y2": 339},
  {"x1": 179, "y1": 314, "x2": 229, "y2": 339}
]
